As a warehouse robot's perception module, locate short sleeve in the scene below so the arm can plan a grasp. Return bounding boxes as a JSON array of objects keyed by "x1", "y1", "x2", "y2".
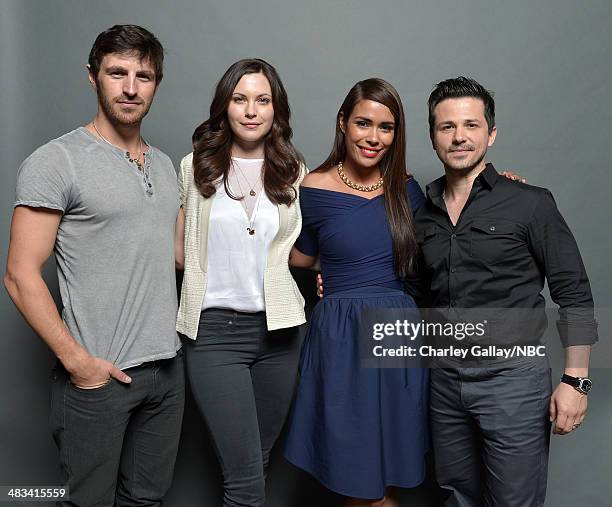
[
  {"x1": 14, "y1": 142, "x2": 75, "y2": 212},
  {"x1": 407, "y1": 178, "x2": 426, "y2": 212},
  {"x1": 294, "y1": 224, "x2": 319, "y2": 257},
  {"x1": 294, "y1": 188, "x2": 319, "y2": 257}
]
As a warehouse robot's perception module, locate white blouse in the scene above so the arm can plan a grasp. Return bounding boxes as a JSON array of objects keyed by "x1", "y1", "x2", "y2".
[{"x1": 201, "y1": 160, "x2": 279, "y2": 312}]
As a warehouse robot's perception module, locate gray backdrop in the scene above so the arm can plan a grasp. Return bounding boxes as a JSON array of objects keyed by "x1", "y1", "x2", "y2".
[{"x1": 1, "y1": 1, "x2": 610, "y2": 506}]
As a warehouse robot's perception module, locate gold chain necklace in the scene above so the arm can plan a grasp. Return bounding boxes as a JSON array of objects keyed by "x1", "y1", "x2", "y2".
[
  {"x1": 92, "y1": 120, "x2": 145, "y2": 172},
  {"x1": 337, "y1": 161, "x2": 383, "y2": 192}
]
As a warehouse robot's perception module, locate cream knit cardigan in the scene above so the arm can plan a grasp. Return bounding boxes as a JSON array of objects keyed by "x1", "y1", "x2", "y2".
[{"x1": 176, "y1": 153, "x2": 307, "y2": 339}]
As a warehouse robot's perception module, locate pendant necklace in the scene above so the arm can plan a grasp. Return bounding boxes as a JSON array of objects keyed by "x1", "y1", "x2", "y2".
[
  {"x1": 231, "y1": 167, "x2": 262, "y2": 236},
  {"x1": 92, "y1": 120, "x2": 146, "y2": 172},
  {"x1": 246, "y1": 196, "x2": 262, "y2": 236},
  {"x1": 232, "y1": 159, "x2": 262, "y2": 197}
]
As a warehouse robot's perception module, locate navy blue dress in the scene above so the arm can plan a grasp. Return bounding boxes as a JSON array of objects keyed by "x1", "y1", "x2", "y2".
[{"x1": 283, "y1": 179, "x2": 429, "y2": 499}]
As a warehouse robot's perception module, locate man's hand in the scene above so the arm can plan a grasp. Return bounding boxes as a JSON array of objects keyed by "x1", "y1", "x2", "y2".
[
  {"x1": 549, "y1": 382, "x2": 587, "y2": 435},
  {"x1": 316, "y1": 273, "x2": 324, "y2": 298},
  {"x1": 66, "y1": 349, "x2": 131, "y2": 389},
  {"x1": 5, "y1": 206, "x2": 132, "y2": 389}
]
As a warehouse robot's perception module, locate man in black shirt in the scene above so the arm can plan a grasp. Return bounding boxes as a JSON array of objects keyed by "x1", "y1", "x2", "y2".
[{"x1": 416, "y1": 77, "x2": 597, "y2": 506}]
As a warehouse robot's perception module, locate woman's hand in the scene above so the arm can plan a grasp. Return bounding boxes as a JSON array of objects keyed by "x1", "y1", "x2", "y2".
[
  {"x1": 500, "y1": 171, "x2": 527, "y2": 183},
  {"x1": 316, "y1": 273, "x2": 324, "y2": 298}
]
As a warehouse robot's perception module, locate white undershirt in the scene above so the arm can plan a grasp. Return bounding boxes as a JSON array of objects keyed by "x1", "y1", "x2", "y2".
[{"x1": 202, "y1": 159, "x2": 279, "y2": 312}]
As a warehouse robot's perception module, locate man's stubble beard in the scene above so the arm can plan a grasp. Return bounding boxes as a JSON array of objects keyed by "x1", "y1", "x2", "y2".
[
  {"x1": 444, "y1": 148, "x2": 488, "y2": 175},
  {"x1": 96, "y1": 86, "x2": 153, "y2": 128}
]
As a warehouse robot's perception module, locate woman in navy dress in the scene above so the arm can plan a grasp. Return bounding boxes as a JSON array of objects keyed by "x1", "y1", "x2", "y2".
[{"x1": 284, "y1": 78, "x2": 428, "y2": 506}]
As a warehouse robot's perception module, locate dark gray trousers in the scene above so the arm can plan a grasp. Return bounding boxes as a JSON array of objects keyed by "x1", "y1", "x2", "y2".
[
  {"x1": 431, "y1": 364, "x2": 552, "y2": 507},
  {"x1": 49, "y1": 353, "x2": 185, "y2": 507},
  {"x1": 184, "y1": 309, "x2": 301, "y2": 507}
]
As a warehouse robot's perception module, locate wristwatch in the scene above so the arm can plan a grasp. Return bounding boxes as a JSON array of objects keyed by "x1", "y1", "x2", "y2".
[{"x1": 561, "y1": 374, "x2": 592, "y2": 394}]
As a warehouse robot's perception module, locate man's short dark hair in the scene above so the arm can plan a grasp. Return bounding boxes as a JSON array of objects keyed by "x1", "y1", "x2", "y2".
[
  {"x1": 88, "y1": 25, "x2": 164, "y2": 83},
  {"x1": 428, "y1": 76, "x2": 495, "y2": 134}
]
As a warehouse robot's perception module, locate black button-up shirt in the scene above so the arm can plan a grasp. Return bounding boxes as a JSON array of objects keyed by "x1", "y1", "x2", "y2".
[{"x1": 415, "y1": 163, "x2": 597, "y2": 346}]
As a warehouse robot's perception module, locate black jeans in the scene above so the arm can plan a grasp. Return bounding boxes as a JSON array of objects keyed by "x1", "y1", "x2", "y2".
[
  {"x1": 431, "y1": 363, "x2": 552, "y2": 507},
  {"x1": 49, "y1": 353, "x2": 185, "y2": 507},
  {"x1": 184, "y1": 309, "x2": 301, "y2": 507}
]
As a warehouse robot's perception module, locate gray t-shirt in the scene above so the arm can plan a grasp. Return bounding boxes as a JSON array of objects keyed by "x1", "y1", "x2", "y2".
[{"x1": 15, "y1": 127, "x2": 181, "y2": 369}]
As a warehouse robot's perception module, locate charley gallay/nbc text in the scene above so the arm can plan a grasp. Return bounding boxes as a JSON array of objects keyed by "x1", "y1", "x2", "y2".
[{"x1": 372, "y1": 345, "x2": 546, "y2": 359}]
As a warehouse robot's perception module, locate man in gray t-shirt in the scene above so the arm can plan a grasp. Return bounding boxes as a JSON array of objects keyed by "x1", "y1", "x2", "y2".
[{"x1": 5, "y1": 25, "x2": 184, "y2": 506}]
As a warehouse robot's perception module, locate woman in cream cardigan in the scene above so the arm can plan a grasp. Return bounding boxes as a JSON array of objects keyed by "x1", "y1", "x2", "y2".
[{"x1": 175, "y1": 59, "x2": 306, "y2": 507}]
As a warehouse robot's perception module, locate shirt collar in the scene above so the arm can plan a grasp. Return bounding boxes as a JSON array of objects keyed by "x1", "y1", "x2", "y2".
[
  {"x1": 426, "y1": 162, "x2": 499, "y2": 200},
  {"x1": 478, "y1": 162, "x2": 499, "y2": 189}
]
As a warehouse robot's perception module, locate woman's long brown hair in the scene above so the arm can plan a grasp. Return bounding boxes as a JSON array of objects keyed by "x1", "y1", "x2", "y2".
[
  {"x1": 192, "y1": 58, "x2": 303, "y2": 205},
  {"x1": 317, "y1": 78, "x2": 419, "y2": 277}
]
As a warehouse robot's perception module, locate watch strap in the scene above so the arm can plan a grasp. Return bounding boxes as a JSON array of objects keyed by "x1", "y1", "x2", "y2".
[{"x1": 561, "y1": 374, "x2": 592, "y2": 394}]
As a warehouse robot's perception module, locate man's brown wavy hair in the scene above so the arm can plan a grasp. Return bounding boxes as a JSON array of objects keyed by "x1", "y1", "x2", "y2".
[
  {"x1": 192, "y1": 58, "x2": 303, "y2": 205},
  {"x1": 88, "y1": 25, "x2": 164, "y2": 84}
]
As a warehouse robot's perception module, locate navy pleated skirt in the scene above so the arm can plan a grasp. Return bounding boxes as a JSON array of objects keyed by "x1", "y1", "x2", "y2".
[{"x1": 283, "y1": 286, "x2": 429, "y2": 499}]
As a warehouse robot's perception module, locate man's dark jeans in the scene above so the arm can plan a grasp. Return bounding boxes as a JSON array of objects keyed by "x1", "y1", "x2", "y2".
[
  {"x1": 431, "y1": 363, "x2": 552, "y2": 507},
  {"x1": 49, "y1": 352, "x2": 185, "y2": 506}
]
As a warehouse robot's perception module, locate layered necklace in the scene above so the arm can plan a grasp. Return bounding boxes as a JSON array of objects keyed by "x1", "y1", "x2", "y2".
[
  {"x1": 233, "y1": 160, "x2": 262, "y2": 197},
  {"x1": 230, "y1": 160, "x2": 264, "y2": 235},
  {"x1": 92, "y1": 120, "x2": 146, "y2": 172},
  {"x1": 337, "y1": 161, "x2": 384, "y2": 192}
]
